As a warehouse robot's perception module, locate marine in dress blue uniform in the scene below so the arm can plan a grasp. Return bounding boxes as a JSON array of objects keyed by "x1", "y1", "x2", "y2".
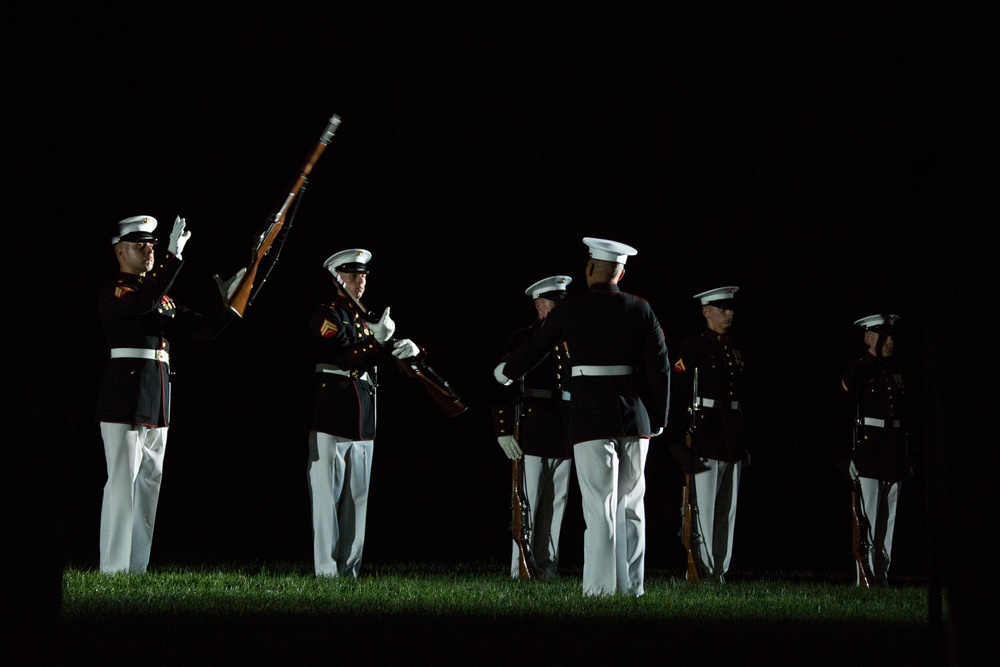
[
  {"x1": 307, "y1": 249, "x2": 420, "y2": 577},
  {"x1": 495, "y1": 238, "x2": 670, "y2": 596},
  {"x1": 668, "y1": 286, "x2": 748, "y2": 583},
  {"x1": 95, "y1": 215, "x2": 238, "y2": 573},
  {"x1": 841, "y1": 313, "x2": 911, "y2": 586},
  {"x1": 493, "y1": 275, "x2": 574, "y2": 578}
]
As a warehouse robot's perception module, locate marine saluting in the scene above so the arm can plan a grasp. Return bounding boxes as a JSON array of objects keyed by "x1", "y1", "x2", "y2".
[
  {"x1": 840, "y1": 313, "x2": 912, "y2": 587},
  {"x1": 95, "y1": 214, "x2": 243, "y2": 574}
]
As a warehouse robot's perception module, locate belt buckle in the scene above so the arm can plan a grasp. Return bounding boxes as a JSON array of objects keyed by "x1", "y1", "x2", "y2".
[{"x1": 155, "y1": 350, "x2": 168, "y2": 363}]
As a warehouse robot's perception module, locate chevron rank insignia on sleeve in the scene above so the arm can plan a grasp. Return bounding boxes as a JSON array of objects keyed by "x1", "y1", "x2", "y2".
[
  {"x1": 320, "y1": 319, "x2": 339, "y2": 337},
  {"x1": 672, "y1": 358, "x2": 686, "y2": 373}
]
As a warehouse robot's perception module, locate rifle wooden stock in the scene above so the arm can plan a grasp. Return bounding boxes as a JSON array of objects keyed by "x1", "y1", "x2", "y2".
[
  {"x1": 511, "y1": 452, "x2": 540, "y2": 580},
  {"x1": 330, "y1": 272, "x2": 467, "y2": 418},
  {"x1": 228, "y1": 114, "x2": 341, "y2": 317},
  {"x1": 851, "y1": 480, "x2": 876, "y2": 587},
  {"x1": 849, "y1": 397, "x2": 876, "y2": 587},
  {"x1": 394, "y1": 356, "x2": 467, "y2": 417},
  {"x1": 226, "y1": 225, "x2": 272, "y2": 316},
  {"x1": 680, "y1": 368, "x2": 703, "y2": 581},
  {"x1": 681, "y1": 434, "x2": 702, "y2": 582}
]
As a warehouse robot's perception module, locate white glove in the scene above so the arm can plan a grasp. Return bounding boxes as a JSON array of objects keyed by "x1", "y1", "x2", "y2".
[
  {"x1": 214, "y1": 267, "x2": 247, "y2": 302},
  {"x1": 168, "y1": 215, "x2": 191, "y2": 259},
  {"x1": 391, "y1": 338, "x2": 420, "y2": 359},
  {"x1": 497, "y1": 435, "x2": 523, "y2": 460},
  {"x1": 849, "y1": 460, "x2": 859, "y2": 481},
  {"x1": 368, "y1": 307, "x2": 396, "y2": 343},
  {"x1": 494, "y1": 362, "x2": 512, "y2": 386}
]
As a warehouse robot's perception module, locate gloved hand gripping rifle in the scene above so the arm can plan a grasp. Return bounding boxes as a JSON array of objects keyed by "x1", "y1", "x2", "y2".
[
  {"x1": 330, "y1": 272, "x2": 466, "y2": 418},
  {"x1": 222, "y1": 115, "x2": 341, "y2": 317}
]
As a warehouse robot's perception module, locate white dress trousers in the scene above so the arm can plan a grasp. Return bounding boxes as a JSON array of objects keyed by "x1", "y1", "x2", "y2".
[
  {"x1": 308, "y1": 432, "x2": 374, "y2": 577},
  {"x1": 692, "y1": 458, "x2": 741, "y2": 582},
  {"x1": 509, "y1": 454, "x2": 573, "y2": 578},
  {"x1": 856, "y1": 476, "x2": 900, "y2": 584},
  {"x1": 99, "y1": 422, "x2": 167, "y2": 574},
  {"x1": 573, "y1": 436, "x2": 649, "y2": 596}
]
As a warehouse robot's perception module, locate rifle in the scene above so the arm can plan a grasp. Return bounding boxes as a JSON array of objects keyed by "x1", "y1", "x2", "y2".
[
  {"x1": 851, "y1": 478, "x2": 876, "y2": 588},
  {"x1": 223, "y1": 114, "x2": 341, "y2": 317},
  {"x1": 330, "y1": 272, "x2": 466, "y2": 418},
  {"x1": 510, "y1": 379, "x2": 541, "y2": 580},
  {"x1": 681, "y1": 367, "x2": 703, "y2": 582},
  {"x1": 394, "y1": 353, "x2": 467, "y2": 418},
  {"x1": 850, "y1": 400, "x2": 876, "y2": 587}
]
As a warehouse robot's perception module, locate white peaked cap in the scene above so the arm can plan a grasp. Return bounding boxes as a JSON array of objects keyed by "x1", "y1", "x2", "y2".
[
  {"x1": 854, "y1": 314, "x2": 900, "y2": 330},
  {"x1": 694, "y1": 285, "x2": 739, "y2": 305},
  {"x1": 525, "y1": 275, "x2": 572, "y2": 299},
  {"x1": 323, "y1": 248, "x2": 373, "y2": 275},
  {"x1": 583, "y1": 237, "x2": 638, "y2": 264},
  {"x1": 112, "y1": 215, "x2": 158, "y2": 245}
]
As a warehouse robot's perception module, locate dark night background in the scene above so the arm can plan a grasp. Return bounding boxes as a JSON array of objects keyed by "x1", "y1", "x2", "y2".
[{"x1": 5, "y1": 3, "x2": 995, "y2": 664}]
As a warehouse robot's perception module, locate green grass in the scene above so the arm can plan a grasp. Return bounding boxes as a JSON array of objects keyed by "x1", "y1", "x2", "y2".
[
  {"x1": 58, "y1": 563, "x2": 942, "y2": 665},
  {"x1": 62, "y1": 562, "x2": 928, "y2": 622}
]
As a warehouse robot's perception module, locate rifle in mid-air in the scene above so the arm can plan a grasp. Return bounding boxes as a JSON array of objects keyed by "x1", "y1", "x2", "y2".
[
  {"x1": 680, "y1": 367, "x2": 703, "y2": 582},
  {"x1": 510, "y1": 380, "x2": 541, "y2": 580},
  {"x1": 330, "y1": 272, "x2": 466, "y2": 418},
  {"x1": 221, "y1": 114, "x2": 341, "y2": 317}
]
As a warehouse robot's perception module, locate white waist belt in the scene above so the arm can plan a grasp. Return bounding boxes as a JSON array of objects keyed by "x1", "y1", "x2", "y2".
[
  {"x1": 523, "y1": 388, "x2": 571, "y2": 401},
  {"x1": 571, "y1": 365, "x2": 634, "y2": 377},
  {"x1": 697, "y1": 397, "x2": 739, "y2": 409},
  {"x1": 315, "y1": 364, "x2": 371, "y2": 384},
  {"x1": 110, "y1": 347, "x2": 169, "y2": 363},
  {"x1": 862, "y1": 417, "x2": 901, "y2": 428}
]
